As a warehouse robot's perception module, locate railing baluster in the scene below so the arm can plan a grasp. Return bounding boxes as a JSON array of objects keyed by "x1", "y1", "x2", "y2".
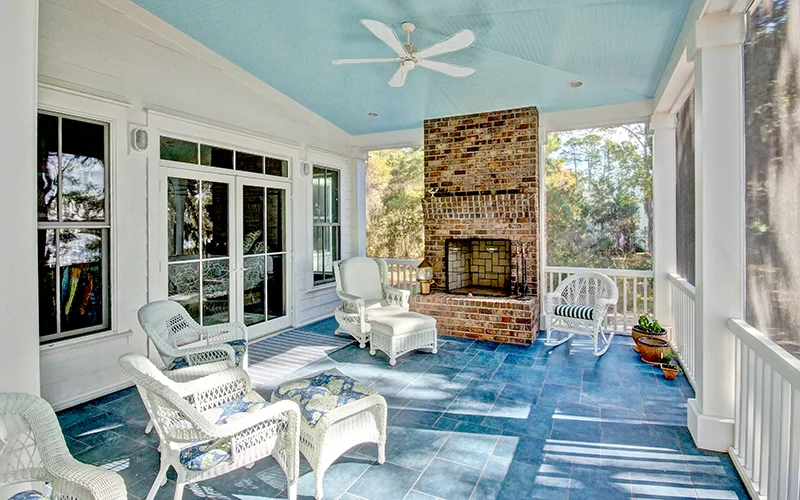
[
  {"x1": 789, "y1": 390, "x2": 800, "y2": 500},
  {"x1": 752, "y1": 356, "x2": 764, "y2": 485},
  {"x1": 759, "y1": 365, "x2": 771, "y2": 495},
  {"x1": 622, "y1": 277, "x2": 629, "y2": 331},
  {"x1": 734, "y1": 337, "x2": 742, "y2": 453}
]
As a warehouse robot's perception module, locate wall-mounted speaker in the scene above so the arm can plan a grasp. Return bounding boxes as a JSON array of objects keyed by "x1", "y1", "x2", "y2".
[{"x1": 131, "y1": 128, "x2": 149, "y2": 152}]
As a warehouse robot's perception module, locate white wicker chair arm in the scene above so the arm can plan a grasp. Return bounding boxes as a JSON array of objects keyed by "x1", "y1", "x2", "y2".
[
  {"x1": 176, "y1": 367, "x2": 252, "y2": 400},
  {"x1": 211, "y1": 399, "x2": 301, "y2": 438},
  {"x1": 203, "y1": 321, "x2": 248, "y2": 343},
  {"x1": 48, "y1": 457, "x2": 127, "y2": 499},
  {"x1": 316, "y1": 394, "x2": 387, "y2": 428},
  {"x1": 163, "y1": 361, "x2": 234, "y2": 383},
  {"x1": 337, "y1": 292, "x2": 365, "y2": 315},
  {"x1": 545, "y1": 292, "x2": 566, "y2": 312},
  {"x1": 178, "y1": 343, "x2": 237, "y2": 367},
  {"x1": 383, "y1": 285, "x2": 410, "y2": 310}
]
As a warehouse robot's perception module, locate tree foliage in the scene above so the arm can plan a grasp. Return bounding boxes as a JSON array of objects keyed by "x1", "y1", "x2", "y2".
[
  {"x1": 546, "y1": 124, "x2": 653, "y2": 270},
  {"x1": 366, "y1": 147, "x2": 424, "y2": 259}
]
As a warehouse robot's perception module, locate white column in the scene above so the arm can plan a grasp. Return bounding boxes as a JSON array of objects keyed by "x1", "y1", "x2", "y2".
[
  {"x1": 650, "y1": 113, "x2": 677, "y2": 325},
  {"x1": 687, "y1": 12, "x2": 745, "y2": 452},
  {"x1": 0, "y1": 1, "x2": 40, "y2": 395},
  {"x1": 351, "y1": 148, "x2": 368, "y2": 256}
]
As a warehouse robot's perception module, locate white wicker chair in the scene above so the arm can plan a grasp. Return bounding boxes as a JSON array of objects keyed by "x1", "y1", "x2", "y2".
[
  {"x1": 333, "y1": 257, "x2": 410, "y2": 347},
  {"x1": 545, "y1": 271, "x2": 619, "y2": 356},
  {"x1": 118, "y1": 353, "x2": 301, "y2": 500},
  {"x1": 138, "y1": 300, "x2": 248, "y2": 371},
  {"x1": 0, "y1": 393, "x2": 127, "y2": 500}
]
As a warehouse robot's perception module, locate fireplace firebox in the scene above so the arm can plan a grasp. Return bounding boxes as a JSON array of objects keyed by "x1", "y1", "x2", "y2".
[{"x1": 445, "y1": 239, "x2": 512, "y2": 297}]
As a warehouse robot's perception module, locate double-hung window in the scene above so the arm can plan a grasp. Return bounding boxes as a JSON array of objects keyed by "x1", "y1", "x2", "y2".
[
  {"x1": 312, "y1": 166, "x2": 340, "y2": 285},
  {"x1": 37, "y1": 112, "x2": 111, "y2": 342}
]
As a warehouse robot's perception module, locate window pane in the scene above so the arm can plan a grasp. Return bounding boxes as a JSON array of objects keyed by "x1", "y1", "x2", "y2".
[
  {"x1": 267, "y1": 254, "x2": 285, "y2": 319},
  {"x1": 329, "y1": 169, "x2": 340, "y2": 223},
  {"x1": 313, "y1": 225, "x2": 324, "y2": 283},
  {"x1": 38, "y1": 229, "x2": 57, "y2": 336},
  {"x1": 161, "y1": 136, "x2": 198, "y2": 163},
  {"x1": 168, "y1": 178, "x2": 200, "y2": 261},
  {"x1": 203, "y1": 259, "x2": 230, "y2": 325},
  {"x1": 243, "y1": 185, "x2": 265, "y2": 255},
  {"x1": 61, "y1": 118, "x2": 106, "y2": 222},
  {"x1": 265, "y1": 157, "x2": 288, "y2": 177},
  {"x1": 744, "y1": 1, "x2": 800, "y2": 358},
  {"x1": 58, "y1": 228, "x2": 107, "y2": 333},
  {"x1": 243, "y1": 255, "x2": 265, "y2": 326},
  {"x1": 37, "y1": 114, "x2": 59, "y2": 222},
  {"x1": 236, "y1": 152, "x2": 263, "y2": 174},
  {"x1": 169, "y1": 262, "x2": 200, "y2": 323},
  {"x1": 200, "y1": 144, "x2": 233, "y2": 170},
  {"x1": 313, "y1": 167, "x2": 325, "y2": 223},
  {"x1": 202, "y1": 181, "x2": 229, "y2": 259},
  {"x1": 267, "y1": 188, "x2": 284, "y2": 253},
  {"x1": 331, "y1": 227, "x2": 340, "y2": 280}
]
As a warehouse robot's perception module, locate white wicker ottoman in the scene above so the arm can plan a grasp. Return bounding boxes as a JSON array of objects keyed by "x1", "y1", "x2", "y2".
[
  {"x1": 367, "y1": 306, "x2": 438, "y2": 365},
  {"x1": 271, "y1": 369, "x2": 387, "y2": 500}
]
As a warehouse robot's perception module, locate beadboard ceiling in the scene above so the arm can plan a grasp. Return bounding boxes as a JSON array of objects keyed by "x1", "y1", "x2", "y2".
[{"x1": 130, "y1": 0, "x2": 693, "y2": 135}]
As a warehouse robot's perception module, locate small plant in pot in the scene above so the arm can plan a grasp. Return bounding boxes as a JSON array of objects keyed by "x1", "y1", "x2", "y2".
[
  {"x1": 632, "y1": 315, "x2": 667, "y2": 349},
  {"x1": 660, "y1": 349, "x2": 682, "y2": 380}
]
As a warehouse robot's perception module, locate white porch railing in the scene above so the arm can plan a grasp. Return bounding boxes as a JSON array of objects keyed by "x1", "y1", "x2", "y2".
[
  {"x1": 544, "y1": 266, "x2": 655, "y2": 334},
  {"x1": 382, "y1": 258, "x2": 420, "y2": 294},
  {"x1": 728, "y1": 319, "x2": 800, "y2": 500},
  {"x1": 668, "y1": 273, "x2": 696, "y2": 388}
]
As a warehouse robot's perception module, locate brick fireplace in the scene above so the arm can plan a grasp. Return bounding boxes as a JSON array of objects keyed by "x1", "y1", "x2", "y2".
[{"x1": 409, "y1": 106, "x2": 540, "y2": 345}]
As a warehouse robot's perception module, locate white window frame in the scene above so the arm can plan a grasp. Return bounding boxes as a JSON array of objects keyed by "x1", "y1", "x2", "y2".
[{"x1": 311, "y1": 164, "x2": 341, "y2": 286}]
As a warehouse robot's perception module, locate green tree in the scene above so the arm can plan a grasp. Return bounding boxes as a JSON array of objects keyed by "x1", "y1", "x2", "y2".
[{"x1": 366, "y1": 147, "x2": 424, "y2": 259}]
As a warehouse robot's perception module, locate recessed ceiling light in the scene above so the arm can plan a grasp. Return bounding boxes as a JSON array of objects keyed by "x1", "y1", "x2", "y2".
[
  {"x1": 368, "y1": 112, "x2": 379, "y2": 118},
  {"x1": 568, "y1": 80, "x2": 584, "y2": 88}
]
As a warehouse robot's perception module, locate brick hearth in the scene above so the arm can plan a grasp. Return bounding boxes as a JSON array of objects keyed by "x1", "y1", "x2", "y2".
[{"x1": 414, "y1": 106, "x2": 540, "y2": 345}]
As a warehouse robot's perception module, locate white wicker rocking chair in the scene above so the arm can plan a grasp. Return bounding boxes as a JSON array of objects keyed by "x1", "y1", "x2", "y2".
[
  {"x1": 118, "y1": 353, "x2": 301, "y2": 500},
  {"x1": 333, "y1": 257, "x2": 410, "y2": 347},
  {"x1": 138, "y1": 300, "x2": 249, "y2": 372},
  {"x1": 0, "y1": 393, "x2": 127, "y2": 500},
  {"x1": 545, "y1": 271, "x2": 619, "y2": 356}
]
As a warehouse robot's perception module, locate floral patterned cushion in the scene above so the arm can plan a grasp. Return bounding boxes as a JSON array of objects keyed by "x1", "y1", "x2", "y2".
[
  {"x1": 179, "y1": 438, "x2": 232, "y2": 471},
  {"x1": 168, "y1": 339, "x2": 248, "y2": 370},
  {"x1": 8, "y1": 491, "x2": 47, "y2": 500},
  {"x1": 272, "y1": 369, "x2": 375, "y2": 427},
  {"x1": 201, "y1": 390, "x2": 267, "y2": 425}
]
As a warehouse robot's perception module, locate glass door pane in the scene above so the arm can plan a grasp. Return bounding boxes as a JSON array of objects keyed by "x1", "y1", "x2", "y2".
[{"x1": 242, "y1": 185, "x2": 266, "y2": 326}]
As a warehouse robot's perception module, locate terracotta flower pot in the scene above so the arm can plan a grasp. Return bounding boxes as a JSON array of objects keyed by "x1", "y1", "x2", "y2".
[
  {"x1": 661, "y1": 363, "x2": 679, "y2": 380},
  {"x1": 638, "y1": 337, "x2": 670, "y2": 363},
  {"x1": 632, "y1": 325, "x2": 667, "y2": 348}
]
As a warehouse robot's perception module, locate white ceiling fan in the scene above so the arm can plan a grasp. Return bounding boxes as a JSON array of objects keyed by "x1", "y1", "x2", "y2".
[{"x1": 332, "y1": 19, "x2": 476, "y2": 88}]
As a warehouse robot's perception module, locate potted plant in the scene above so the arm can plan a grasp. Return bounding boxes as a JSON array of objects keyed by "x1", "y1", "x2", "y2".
[
  {"x1": 632, "y1": 315, "x2": 667, "y2": 349},
  {"x1": 660, "y1": 349, "x2": 682, "y2": 380},
  {"x1": 638, "y1": 336, "x2": 670, "y2": 363}
]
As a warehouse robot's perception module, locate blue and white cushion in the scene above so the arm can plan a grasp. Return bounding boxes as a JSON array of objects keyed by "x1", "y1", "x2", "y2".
[
  {"x1": 553, "y1": 304, "x2": 595, "y2": 320},
  {"x1": 179, "y1": 438, "x2": 232, "y2": 471},
  {"x1": 168, "y1": 339, "x2": 248, "y2": 370},
  {"x1": 272, "y1": 369, "x2": 375, "y2": 427},
  {"x1": 202, "y1": 390, "x2": 267, "y2": 425},
  {"x1": 8, "y1": 491, "x2": 47, "y2": 500}
]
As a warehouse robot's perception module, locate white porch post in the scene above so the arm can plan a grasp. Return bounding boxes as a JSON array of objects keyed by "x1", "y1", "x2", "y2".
[
  {"x1": 687, "y1": 12, "x2": 745, "y2": 452},
  {"x1": 650, "y1": 113, "x2": 677, "y2": 325},
  {"x1": 352, "y1": 148, "x2": 368, "y2": 257},
  {"x1": 0, "y1": 1, "x2": 40, "y2": 395}
]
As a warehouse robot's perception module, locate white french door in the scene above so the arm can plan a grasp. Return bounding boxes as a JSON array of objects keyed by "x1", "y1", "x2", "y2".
[
  {"x1": 164, "y1": 168, "x2": 291, "y2": 338},
  {"x1": 236, "y1": 177, "x2": 292, "y2": 337}
]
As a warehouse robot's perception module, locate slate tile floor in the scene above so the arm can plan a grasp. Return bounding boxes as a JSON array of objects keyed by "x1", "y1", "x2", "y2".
[{"x1": 58, "y1": 318, "x2": 748, "y2": 499}]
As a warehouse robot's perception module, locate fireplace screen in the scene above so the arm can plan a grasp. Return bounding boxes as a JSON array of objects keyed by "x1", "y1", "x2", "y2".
[{"x1": 445, "y1": 239, "x2": 512, "y2": 297}]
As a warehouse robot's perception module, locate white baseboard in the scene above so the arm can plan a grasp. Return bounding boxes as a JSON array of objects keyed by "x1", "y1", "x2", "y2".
[
  {"x1": 687, "y1": 398, "x2": 734, "y2": 452},
  {"x1": 49, "y1": 380, "x2": 134, "y2": 412},
  {"x1": 728, "y1": 447, "x2": 765, "y2": 500}
]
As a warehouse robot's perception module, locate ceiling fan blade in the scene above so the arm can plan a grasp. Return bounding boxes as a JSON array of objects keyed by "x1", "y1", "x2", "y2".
[
  {"x1": 417, "y1": 59, "x2": 476, "y2": 77},
  {"x1": 417, "y1": 29, "x2": 476, "y2": 59},
  {"x1": 388, "y1": 65, "x2": 408, "y2": 87},
  {"x1": 361, "y1": 19, "x2": 409, "y2": 57},
  {"x1": 332, "y1": 58, "x2": 398, "y2": 65}
]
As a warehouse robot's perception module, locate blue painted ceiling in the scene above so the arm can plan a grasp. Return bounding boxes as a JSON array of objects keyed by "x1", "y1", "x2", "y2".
[{"x1": 131, "y1": 0, "x2": 692, "y2": 135}]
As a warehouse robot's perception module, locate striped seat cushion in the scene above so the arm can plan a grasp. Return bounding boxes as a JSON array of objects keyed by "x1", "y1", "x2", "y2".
[{"x1": 553, "y1": 304, "x2": 595, "y2": 320}]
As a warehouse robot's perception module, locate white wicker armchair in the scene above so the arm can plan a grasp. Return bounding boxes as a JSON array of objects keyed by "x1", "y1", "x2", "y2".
[
  {"x1": 0, "y1": 393, "x2": 127, "y2": 500},
  {"x1": 138, "y1": 300, "x2": 248, "y2": 372},
  {"x1": 333, "y1": 257, "x2": 410, "y2": 347},
  {"x1": 118, "y1": 353, "x2": 301, "y2": 500},
  {"x1": 545, "y1": 271, "x2": 619, "y2": 356}
]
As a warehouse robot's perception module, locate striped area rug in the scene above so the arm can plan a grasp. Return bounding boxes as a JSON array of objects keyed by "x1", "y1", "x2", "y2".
[{"x1": 246, "y1": 328, "x2": 353, "y2": 389}]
